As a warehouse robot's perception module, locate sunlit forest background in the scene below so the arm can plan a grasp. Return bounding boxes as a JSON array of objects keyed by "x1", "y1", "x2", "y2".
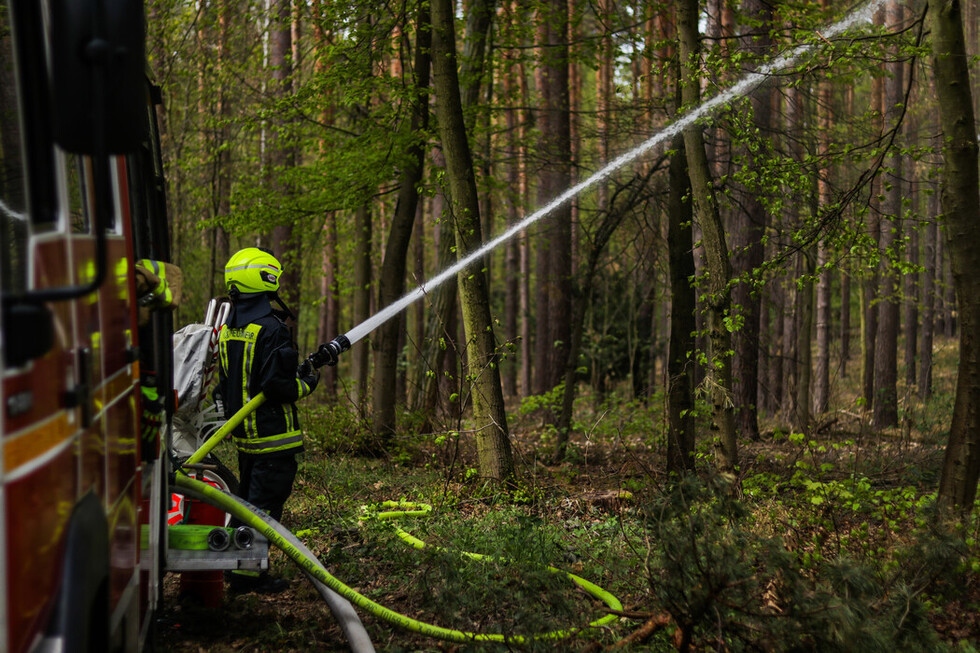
[{"x1": 148, "y1": 1, "x2": 980, "y2": 648}]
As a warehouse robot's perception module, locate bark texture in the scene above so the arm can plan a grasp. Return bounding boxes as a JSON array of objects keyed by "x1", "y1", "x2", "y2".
[
  {"x1": 873, "y1": 0, "x2": 905, "y2": 429},
  {"x1": 731, "y1": 0, "x2": 772, "y2": 440},
  {"x1": 432, "y1": 0, "x2": 514, "y2": 482},
  {"x1": 930, "y1": 0, "x2": 980, "y2": 510},
  {"x1": 678, "y1": 0, "x2": 737, "y2": 473},
  {"x1": 667, "y1": 134, "x2": 696, "y2": 473},
  {"x1": 372, "y1": 1, "x2": 431, "y2": 438},
  {"x1": 533, "y1": 0, "x2": 572, "y2": 394}
]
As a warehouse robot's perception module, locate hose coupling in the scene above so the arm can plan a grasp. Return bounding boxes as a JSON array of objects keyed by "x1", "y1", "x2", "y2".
[
  {"x1": 233, "y1": 526, "x2": 254, "y2": 550},
  {"x1": 207, "y1": 527, "x2": 231, "y2": 552}
]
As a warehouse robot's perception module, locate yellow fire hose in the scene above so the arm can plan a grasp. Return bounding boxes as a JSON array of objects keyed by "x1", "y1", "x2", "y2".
[
  {"x1": 177, "y1": 388, "x2": 622, "y2": 645},
  {"x1": 174, "y1": 473, "x2": 621, "y2": 645}
]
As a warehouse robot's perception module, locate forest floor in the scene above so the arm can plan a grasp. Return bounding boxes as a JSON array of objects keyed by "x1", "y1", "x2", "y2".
[{"x1": 153, "y1": 339, "x2": 980, "y2": 651}]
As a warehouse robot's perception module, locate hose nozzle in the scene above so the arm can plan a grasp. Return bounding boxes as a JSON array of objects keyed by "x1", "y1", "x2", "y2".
[{"x1": 308, "y1": 334, "x2": 351, "y2": 369}]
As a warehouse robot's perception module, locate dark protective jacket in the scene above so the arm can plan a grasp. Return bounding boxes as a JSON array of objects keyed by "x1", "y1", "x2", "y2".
[{"x1": 217, "y1": 293, "x2": 314, "y2": 456}]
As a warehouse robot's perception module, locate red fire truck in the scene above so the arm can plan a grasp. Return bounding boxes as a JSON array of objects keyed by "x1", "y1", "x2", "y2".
[{"x1": 1, "y1": 0, "x2": 173, "y2": 650}]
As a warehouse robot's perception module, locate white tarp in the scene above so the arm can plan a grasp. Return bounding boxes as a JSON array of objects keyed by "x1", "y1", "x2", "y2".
[
  {"x1": 173, "y1": 323, "x2": 212, "y2": 418},
  {"x1": 171, "y1": 300, "x2": 230, "y2": 456},
  {"x1": 172, "y1": 322, "x2": 224, "y2": 456}
]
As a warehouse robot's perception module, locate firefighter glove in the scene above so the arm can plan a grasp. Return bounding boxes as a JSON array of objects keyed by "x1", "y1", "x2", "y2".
[
  {"x1": 300, "y1": 369, "x2": 319, "y2": 394},
  {"x1": 318, "y1": 341, "x2": 340, "y2": 367},
  {"x1": 298, "y1": 358, "x2": 314, "y2": 379}
]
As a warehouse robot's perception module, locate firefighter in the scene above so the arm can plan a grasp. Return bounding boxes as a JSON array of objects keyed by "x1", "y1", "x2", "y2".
[
  {"x1": 217, "y1": 247, "x2": 319, "y2": 594},
  {"x1": 134, "y1": 258, "x2": 182, "y2": 460}
]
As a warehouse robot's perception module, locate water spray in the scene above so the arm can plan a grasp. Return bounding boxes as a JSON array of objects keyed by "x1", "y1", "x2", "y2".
[{"x1": 332, "y1": 0, "x2": 888, "y2": 350}]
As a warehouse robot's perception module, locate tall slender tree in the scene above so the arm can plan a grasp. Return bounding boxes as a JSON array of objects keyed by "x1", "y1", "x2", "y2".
[
  {"x1": 372, "y1": 1, "x2": 432, "y2": 438},
  {"x1": 532, "y1": 0, "x2": 572, "y2": 394},
  {"x1": 311, "y1": 0, "x2": 339, "y2": 395},
  {"x1": 731, "y1": 0, "x2": 773, "y2": 440},
  {"x1": 873, "y1": 0, "x2": 905, "y2": 429},
  {"x1": 667, "y1": 133, "x2": 697, "y2": 473},
  {"x1": 814, "y1": 3, "x2": 834, "y2": 416},
  {"x1": 918, "y1": 192, "x2": 939, "y2": 400},
  {"x1": 930, "y1": 0, "x2": 980, "y2": 511},
  {"x1": 678, "y1": 0, "x2": 737, "y2": 473},
  {"x1": 431, "y1": 0, "x2": 514, "y2": 481},
  {"x1": 351, "y1": 202, "x2": 373, "y2": 407}
]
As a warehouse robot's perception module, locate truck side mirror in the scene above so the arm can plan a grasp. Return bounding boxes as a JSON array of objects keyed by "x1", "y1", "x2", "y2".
[
  {"x1": 50, "y1": 0, "x2": 146, "y2": 154},
  {"x1": 2, "y1": 302, "x2": 54, "y2": 368}
]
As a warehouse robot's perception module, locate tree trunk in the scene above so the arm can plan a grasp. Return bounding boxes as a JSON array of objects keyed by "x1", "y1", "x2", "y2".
[
  {"x1": 904, "y1": 185, "x2": 919, "y2": 389},
  {"x1": 861, "y1": 239, "x2": 879, "y2": 409},
  {"x1": 768, "y1": 276, "x2": 785, "y2": 414},
  {"x1": 678, "y1": 0, "x2": 737, "y2": 473},
  {"x1": 904, "y1": 50, "x2": 921, "y2": 389},
  {"x1": 781, "y1": 272, "x2": 797, "y2": 422},
  {"x1": 413, "y1": 202, "x2": 426, "y2": 390},
  {"x1": 814, "y1": 238, "x2": 831, "y2": 415},
  {"x1": 211, "y1": 0, "x2": 230, "y2": 294},
  {"x1": 567, "y1": 0, "x2": 580, "y2": 281},
  {"x1": 840, "y1": 266, "x2": 851, "y2": 378},
  {"x1": 269, "y1": 0, "x2": 299, "y2": 313},
  {"x1": 872, "y1": 0, "x2": 905, "y2": 430},
  {"x1": 517, "y1": 48, "x2": 533, "y2": 398},
  {"x1": 930, "y1": 0, "x2": 980, "y2": 511},
  {"x1": 533, "y1": 0, "x2": 572, "y2": 394},
  {"x1": 351, "y1": 203, "x2": 372, "y2": 408},
  {"x1": 502, "y1": 59, "x2": 520, "y2": 398},
  {"x1": 312, "y1": 0, "x2": 339, "y2": 394},
  {"x1": 862, "y1": 54, "x2": 885, "y2": 411},
  {"x1": 317, "y1": 215, "x2": 339, "y2": 394},
  {"x1": 372, "y1": 0, "x2": 431, "y2": 438},
  {"x1": 840, "y1": 84, "x2": 855, "y2": 382},
  {"x1": 596, "y1": 0, "x2": 612, "y2": 214},
  {"x1": 731, "y1": 0, "x2": 772, "y2": 440},
  {"x1": 943, "y1": 235, "x2": 956, "y2": 338},
  {"x1": 813, "y1": 50, "x2": 832, "y2": 414},
  {"x1": 918, "y1": 192, "x2": 939, "y2": 400},
  {"x1": 432, "y1": 0, "x2": 514, "y2": 482},
  {"x1": 667, "y1": 134, "x2": 697, "y2": 473},
  {"x1": 796, "y1": 246, "x2": 815, "y2": 432}
]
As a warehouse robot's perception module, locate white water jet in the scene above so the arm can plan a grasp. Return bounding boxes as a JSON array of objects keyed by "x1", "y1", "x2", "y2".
[{"x1": 342, "y1": 0, "x2": 887, "y2": 346}]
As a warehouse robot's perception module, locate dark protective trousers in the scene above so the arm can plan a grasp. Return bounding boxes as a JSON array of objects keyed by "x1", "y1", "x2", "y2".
[{"x1": 233, "y1": 452, "x2": 298, "y2": 523}]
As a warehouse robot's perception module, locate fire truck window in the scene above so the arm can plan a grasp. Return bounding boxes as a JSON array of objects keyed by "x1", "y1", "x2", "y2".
[
  {"x1": 67, "y1": 154, "x2": 91, "y2": 234},
  {"x1": 0, "y1": 4, "x2": 28, "y2": 293}
]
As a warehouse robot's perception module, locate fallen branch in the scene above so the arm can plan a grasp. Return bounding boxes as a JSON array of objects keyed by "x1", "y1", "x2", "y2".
[
  {"x1": 604, "y1": 608, "x2": 660, "y2": 621},
  {"x1": 606, "y1": 613, "x2": 673, "y2": 650}
]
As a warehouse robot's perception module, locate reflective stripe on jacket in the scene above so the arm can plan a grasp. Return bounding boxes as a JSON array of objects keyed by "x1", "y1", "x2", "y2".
[{"x1": 217, "y1": 298, "x2": 305, "y2": 456}]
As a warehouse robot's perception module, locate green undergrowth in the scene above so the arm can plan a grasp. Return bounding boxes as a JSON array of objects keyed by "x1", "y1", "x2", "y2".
[
  {"x1": 275, "y1": 443, "x2": 980, "y2": 651},
  {"x1": 641, "y1": 474, "x2": 975, "y2": 651},
  {"x1": 167, "y1": 343, "x2": 980, "y2": 651},
  {"x1": 285, "y1": 464, "x2": 641, "y2": 650}
]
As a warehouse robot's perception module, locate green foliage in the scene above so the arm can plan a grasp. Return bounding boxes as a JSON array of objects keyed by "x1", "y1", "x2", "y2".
[
  {"x1": 641, "y1": 475, "x2": 951, "y2": 651},
  {"x1": 519, "y1": 384, "x2": 565, "y2": 420},
  {"x1": 300, "y1": 399, "x2": 367, "y2": 453}
]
